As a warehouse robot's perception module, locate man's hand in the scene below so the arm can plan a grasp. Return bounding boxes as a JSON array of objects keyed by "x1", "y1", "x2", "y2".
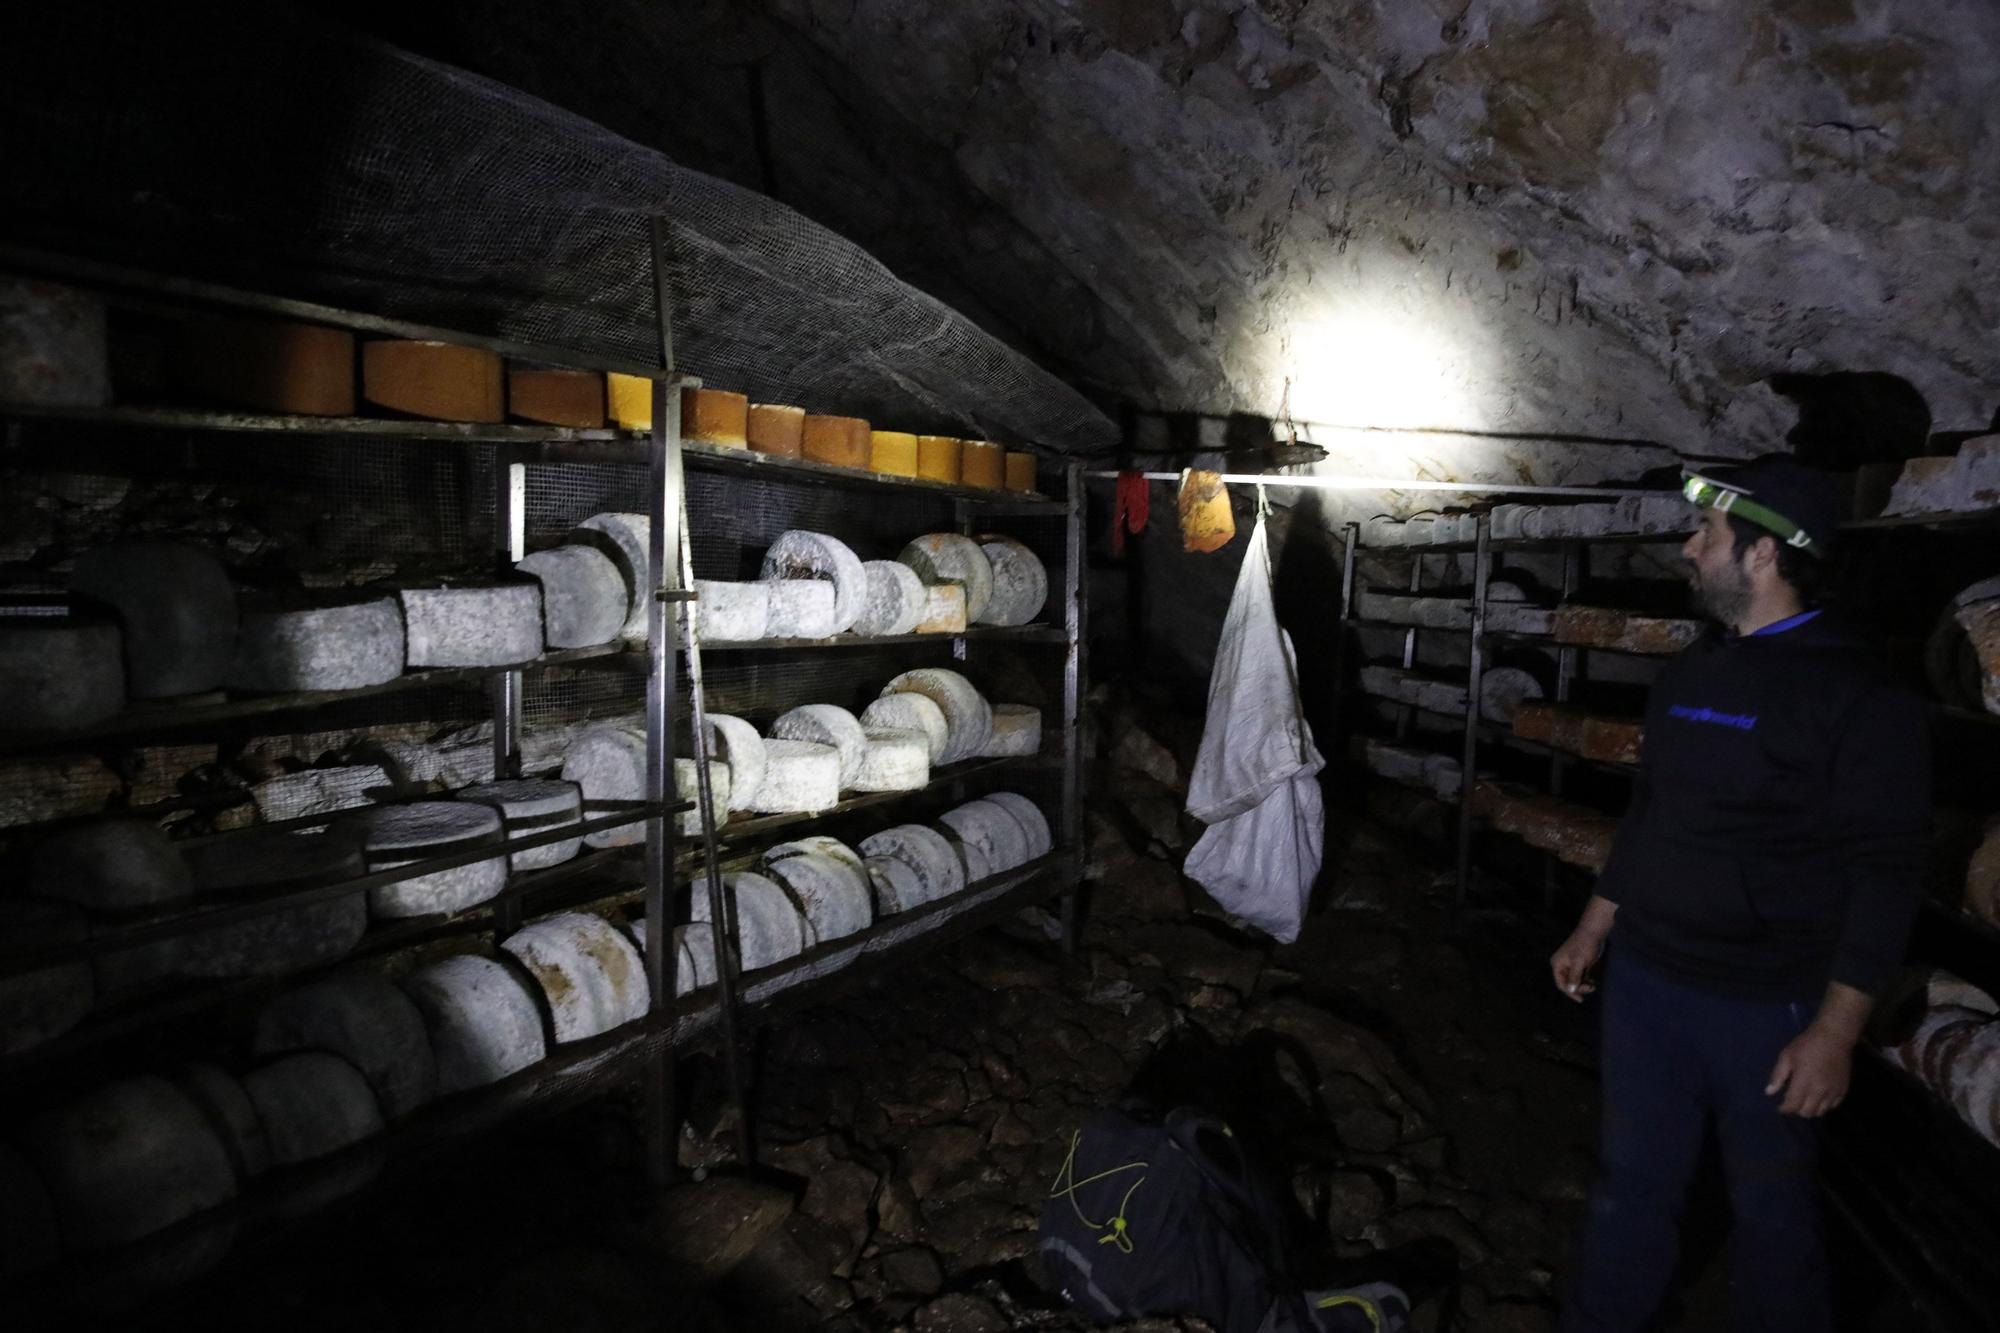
[
  {"x1": 1550, "y1": 894, "x2": 1618, "y2": 1003},
  {"x1": 1765, "y1": 1024, "x2": 1854, "y2": 1117}
]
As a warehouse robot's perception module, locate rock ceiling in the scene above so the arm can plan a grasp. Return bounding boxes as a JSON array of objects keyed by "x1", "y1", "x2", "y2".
[{"x1": 341, "y1": 0, "x2": 1998, "y2": 463}]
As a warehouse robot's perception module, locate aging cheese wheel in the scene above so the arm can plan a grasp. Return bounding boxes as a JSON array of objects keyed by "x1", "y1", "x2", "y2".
[
  {"x1": 803, "y1": 415, "x2": 871, "y2": 468},
  {"x1": 249, "y1": 764, "x2": 390, "y2": 823},
  {"x1": 1478, "y1": 666, "x2": 1546, "y2": 725},
  {"x1": 961, "y1": 440, "x2": 1005, "y2": 489},
  {"x1": 174, "y1": 829, "x2": 370, "y2": 980},
  {"x1": 516, "y1": 545, "x2": 627, "y2": 649},
  {"x1": 855, "y1": 727, "x2": 930, "y2": 792},
  {"x1": 227, "y1": 594, "x2": 405, "y2": 693},
  {"x1": 1946, "y1": 1023, "x2": 2000, "y2": 1138},
  {"x1": 172, "y1": 1062, "x2": 269, "y2": 1182},
  {"x1": 71, "y1": 543, "x2": 237, "y2": 699},
  {"x1": 855, "y1": 560, "x2": 926, "y2": 637},
  {"x1": 916, "y1": 436, "x2": 963, "y2": 483},
  {"x1": 898, "y1": 533, "x2": 995, "y2": 622},
  {"x1": 861, "y1": 693, "x2": 949, "y2": 762},
  {"x1": 882, "y1": 668, "x2": 991, "y2": 763},
  {"x1": 765, "y1": 836, "x2": 866, "y2": 878},
  {"x1": 985, "y1": 791, "x2": 1054, "y2": 860},
  {"x1": 915, "y1": 584, "x2": 967, "y2": 634},
  {"x1": 981, "y1": 703, "x2": 1044, "y2": 757},
  {"x1": 940, "y1": 824, "x2": 993, "y2": 884},
  {"x1": 858, "y1": 824, "x2": 964, "y2": 904},
  {"x1": 761, "y1": 848, "x2": 871, "y2": 944},
  {"x1": 1955, "y1": 597, "x2": 2000, "y2": 716},
  {"x1": 457, "y1": 778, "x2": 583, "y2": 871},
  {"x1": 571, "y1": 512, "x2": 651, "y2": 643},
  {"x1": 184, "y1": 826, "x2": 365, "y2": 894},
  {"x1": 0, "y1": 602, "x2": 124, "y2": 731},
  {"x1": 0, "y1": 276, "x2": 109, "y2": 407},
  {"x1": 869, "y1": 430, "x2": 919, "y2": 477},
  {"x1": 251, "y1": 971, "x2": 437, "y2": 1120},
  {"x1": 400, "y1": 955, "x2": 546, "y2": 1094},
  {"x1": 864, "y1": 854, "x2": 927, "y2": 916},
  {"x1": 675, "y1": 922, "x2": 719, "y2": 995},
  {"x1": 975, "y1": 535, "x2": 1048, "y2": 627},
  {"x1": 399, "y1": 581, "x2": 543, "y2": 667},
  {"x1": 761, "y1": 530, "x2": 867, "y2": 634},
  {"x1": 1178, "y1": 468, "x2": 1235, "y2": 553},
  {"x1": 1911, "y1": 1005, "x2": 1991, "y2": 1087},
  {"x1": 172, "y1": 316, "x2": 355, "y2": 416},
  {"x1": 343, "y1": 801, "x2": 509, "y2": 920},
  {"x1": 697, "y1": 580, "x2": 772, "y2": 641},
  {"x1": 562, "y1": 725, "x2": 645, "y2": 847},
  {"x1": 763, "y1": 579, "x2": 838, "y2": 640},
  {"x1": 940, "y1": 798, "x2": 1030, "y2": 874},
  {"x1": 243, "y1": 1052, "x2": 382, "y2": 1166},
  {"x1": 703, "y1": 713, "x2": 768, "y2": 811},
  {"x1": 503, "y1": 911, "x2": 649, "y2": 1043},
  {"x1": 1004, "y1": 451, "x2": 1038, "y2": 493},
  {"x1": 0, "y1": 899, "x2": 93, "y2": 1055},
  {"x1": 771, "y1": 703, "x2": 867, "y2": 788},
  {"x1": 675, "y1": 759, "x2": 733, "y2": 837},
  {"x1": 25, "y1": 1075, "x2": 236, "y2": 1250},
  {"x1": 508, "y1": 367, "x2": 604, "y2": 428},
  {"x1": 745, "y1": 739, "x2": 840, "y2": 814},
  {"x1": 361, "y1": 340, "x2": 503, "y2": 422},
  {"x1": 691, "y1": 871, "x2": 806, "y2": 969},
  {"x1": 682, "y1": 388, "x2": 748, "y2": 447},
  {"x1": 30, "y1": 819, "x2": 192, "y2": 914},
  {"x1": 606, "y1": 372, "x2": 652, "y2": 430},
  {"x1": 748, "y1": 403, "x2": 806, "y2": 457}
]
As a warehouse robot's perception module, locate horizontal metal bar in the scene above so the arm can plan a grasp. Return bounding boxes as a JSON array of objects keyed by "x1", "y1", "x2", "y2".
[
  {"x1": 694, "y1": 626, "x2": 1068, "y2": 652},
  {"x1": 1086, "y1": 469, "x2": 1662, "y2": 498},
  {"x1": 0, "y1": 402, "x2": 634, "y2": 446},
  {"x1": 681, "y1": 441, "x2": 1066, "y2": 508}
]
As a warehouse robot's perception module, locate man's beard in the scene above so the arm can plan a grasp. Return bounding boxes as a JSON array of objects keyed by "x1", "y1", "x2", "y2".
[{"x1": 1690, "y1": 559, "x2": 1752, "y2": 625}]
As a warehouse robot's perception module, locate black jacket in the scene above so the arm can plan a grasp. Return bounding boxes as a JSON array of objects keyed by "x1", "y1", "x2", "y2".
[{"x1": 1598, "y1": 610, "x2": 1931, "y2": 1000}]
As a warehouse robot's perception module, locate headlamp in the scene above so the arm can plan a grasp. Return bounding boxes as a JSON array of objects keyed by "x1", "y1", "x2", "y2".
[{"x1": 1681, "y1": 471, "x2": 1820, "y2": 556}]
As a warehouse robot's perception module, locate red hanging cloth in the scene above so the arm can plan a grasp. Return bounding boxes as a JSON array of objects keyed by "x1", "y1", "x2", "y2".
[{"x1": 1111, "y1": 469, "x2": 1150, "y2": 554}]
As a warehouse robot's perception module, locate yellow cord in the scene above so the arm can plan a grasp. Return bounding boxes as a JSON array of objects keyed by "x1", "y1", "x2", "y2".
[
  {"x1": 1315, "y1": 1293, "x2": 1384, "y2": 1332},
  {"x1": 1049, "y1": 1130, "x2": 1150, "y2": 1255}
]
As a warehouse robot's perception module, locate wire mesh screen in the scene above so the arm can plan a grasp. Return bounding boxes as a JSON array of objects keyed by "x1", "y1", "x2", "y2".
[{"x1": 0, "y1": 8, "x2": 1116, "y2": 456}]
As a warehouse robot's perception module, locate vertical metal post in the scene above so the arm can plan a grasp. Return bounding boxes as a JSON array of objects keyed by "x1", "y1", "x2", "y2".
[
  {"x1": 1334, "y1": 522, "x2": 1358, "y2": 782},
  {"x1": 1395, "y1": 553, "x2": 1422, "y2": 743},
  {"x1": 491, "y1": 446, "x2": 527, "y2": 938},
  {"x1": 1060, "y1": 458, "x2": 1087, "y2": 953},
  {"x1": 952, "y1": 499, "x2": 972, "y2": 665},
  {"x1": 1545, "y1": 539, "x2": 1582, "y2": 908},
  {"x1": 1455, "y1": 514, "x2": 1492, "y2": 913}
]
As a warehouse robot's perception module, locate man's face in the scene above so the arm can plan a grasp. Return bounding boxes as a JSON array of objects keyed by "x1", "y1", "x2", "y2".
[{"x1": 1681, "y1": 507, "x2": 1753, "y2": 624}]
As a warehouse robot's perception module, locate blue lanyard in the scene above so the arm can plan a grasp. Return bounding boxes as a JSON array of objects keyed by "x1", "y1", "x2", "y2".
[{"x1": 1748, "y1": 609, "x2": 1822, "y2": 637}]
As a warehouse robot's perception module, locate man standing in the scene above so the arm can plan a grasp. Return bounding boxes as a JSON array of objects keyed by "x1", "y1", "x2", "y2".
[{"x1": 1551, "y1": 455, "x2": 1931, "y2": 1331}]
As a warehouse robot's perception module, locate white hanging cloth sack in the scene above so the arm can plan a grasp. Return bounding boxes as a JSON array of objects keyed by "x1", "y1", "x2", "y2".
[{"x1": 1182, "y1": 513, "x2": 1325, "y2": 942}]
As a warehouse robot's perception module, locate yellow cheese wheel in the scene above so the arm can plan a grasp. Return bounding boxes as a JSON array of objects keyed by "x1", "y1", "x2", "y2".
[
  {"x1": 607, "y1": 372, "x2": 652, "y2": 430},
  {"x1": 1005, "y1": 451, "x2": 1038, "y2": 492},
  {"x1": 915, "y1": 584, "x2": 968, "y2": 634},
  {"x1": 174, "y1": 317, "x2": 356, "y2": 416},
  {"x1": 869, "y1": 431, "x2": 919, "y2": 477},
  {"x1": 916, "y1": 436, "x2": 962, "y2": 484},
  {"x1": 682, "y1": 388, "x2": 748, "y2": 447},
  {"x1": 962, "y1": 440, "x2": 1005, "y2": 489},
  {"x1": 803, "y1": 415, "x2": 871, "y2": 469},
  {"x1": 361, "y1": 340, "x2": 504, "y2": 423},
  {"x1": 508, "y1": 367, "x2": 605, "y2": 428},
  {"x1": 748, "y1": 403, "x2": 806, "y2": 458}
]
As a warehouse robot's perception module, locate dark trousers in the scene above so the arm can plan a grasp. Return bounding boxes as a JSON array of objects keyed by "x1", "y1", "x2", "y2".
[{"x1": 1562, "y1": 950, "x2": 1829, "y2": 1333}]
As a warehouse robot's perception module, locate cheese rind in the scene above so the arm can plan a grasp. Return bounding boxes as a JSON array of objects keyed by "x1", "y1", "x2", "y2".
[
  {"x1": 915, "y1": 584, "x2": 968, "y2": 634},
  {"x1": 456, "y1": 778, "x2": 583, "y2": 871},
  {"x1": 173, "y1": 316, "x2": 355, "y2": 416},
  {"x1": 975, "y1": 535, "x2": 1048, "y2": 627},
  {"x1": 507, "y1": 367, "x2": 604, "y2": 428},
  {"x1": 855, "y1": 727, "x2": 930, "y2": 792},
  {"x1": 361, "y1": 340, "x2": 504, "y2": 423},
  {"x1": 858, "y1": 824, "x2": 965, "y2": 904},
  {"x1": 761, "y1": 530, "x2": 867, "y2": 634},
  {"x1": 606, "y1": 372, "x2": 652, "y2": 430},
  {"x1": 674, "y1": 759, "x2": 733, "y2": 837},
  {"x1": 682, "y1": 388, "x2": 749, "y2": 447},
  {"x1": 399, "y1": 955, "x2": 546, "y2": 1094},
  {"x1": 940, "y1": 798, "x2": 1030, "y2": 873},
  {"x1": 981, "y1": 703, "x2": 1043, "y2": 757},
  {"x1": 882, "y1": 668, "x2": 991, "y2": 763},
  {"x1": 961, "y1": 440, "x2": 1005, "y2": 488},
  {"x1": 771, "y1": 703, "x2": 867, "y2": 788},
  {"x1": 916, "y1": 436, "x2": 963, "y2": 483},
  {"x1": 802, "y1": 415, "x2": 871, "y2": 468},
  {"x1": 690, "y1": 871, "x2": 806, "y2": 969},
  {"x1": 864, "y1": 855, "x2": 926, "y2": 916},
  {"x1": 71, "y1": 543, "x2": 238, "y2": 699},
  {"x1": 861, "y1": 693, "x2": 949, "y2": 761},
  {"x1": 702, "y1": 713, "x2": 767, "y2": 811},
  {"x1": 869, "y1": 431, "x2": 920, "y2": 477},
  {"x1": 745, "y1": 739, "x2": 841, "y2": 813},
  {"x1": 763, "y1": 579, "x2": 837, "y2": 639},
  {"x1": 570, "y1": 512, "x2": 651, "y2": 643},
  {"x1": 516, "y1": 545, "x2": 627, "y2": 649},
  {"x1": 855, "y1": 560, "x2": 927, "y2": 637},
  {"x1": 398, "y1": 581, "x2": 543, "y2": 667},
  {"x1": 898, "y1": 533, "x2": 994, "y2": 622},
  {"x1": 0, "y1": 606, "x2": 124, "y2": 731},
  {"x1": 30, "y1": 818, "x2": 193, "y2": 913},
  {"x1": 174, "y1": 829, "x2": 370, "y2": 979},
  {"x1": 1004, "y1": 452, "x2": 1038, "y2": 492},
  {"x1": 227, "y1": 595, "x2": 405, "y2": 692},
  {"x1": 343, "y1": 801, "x2": 509, "y2": 919},
  {"x1": 502, "y1": 911, "x2": 650, "y2": 1043},
  {"x1": 984, "y1": 791, "x2": 1053, "y2": 860},
  {"x1": 250, "y1": 972, "x2": 437, "y2": 1120},
  {"x1": 761, "y1": 849, "x2": 871, "y2": 943},
  {"x1": 697, "y1": 580, "x2": 773, "y2": 641},
  {"x1": 244, "y1": 1051, "x2": 383, "y2": 1167},
  {"x1": 748, "y1": 403, "x2": 806, "y2": 457}
]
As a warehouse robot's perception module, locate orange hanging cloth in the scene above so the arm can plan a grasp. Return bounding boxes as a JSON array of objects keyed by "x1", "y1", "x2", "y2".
[
  {"x1": 1111, "y1": 469, "x2": 1150, "y2": 554},
  {"x1": 1178, "y1": 468, "x2": 1236, "y2": 553}
]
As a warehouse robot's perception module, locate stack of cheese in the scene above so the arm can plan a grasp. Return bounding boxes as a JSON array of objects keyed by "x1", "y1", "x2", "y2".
[
  {"x1": 1881, "y1": 968, "x2": 2000, "y2": 1146},
  {"x1": 895, "y1": 532, "x2": 1048, "y2": 633},
  {"x1": 930, "y1": 791, "x2": 1053, "y2": 888}
]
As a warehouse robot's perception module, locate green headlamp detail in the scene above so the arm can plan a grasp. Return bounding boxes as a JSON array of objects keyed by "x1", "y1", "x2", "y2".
[{"x1": 1681, "y1": 471, "x2": 1822, "y2": 557}]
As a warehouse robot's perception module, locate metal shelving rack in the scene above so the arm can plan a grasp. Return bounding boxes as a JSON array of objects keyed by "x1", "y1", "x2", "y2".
[{"x1": 0, "y1": 243, "x2": 1087, "y2": 1303}]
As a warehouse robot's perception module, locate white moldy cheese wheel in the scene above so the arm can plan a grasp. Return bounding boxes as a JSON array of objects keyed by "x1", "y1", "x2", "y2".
[
  {"x1": 981, "y1": 703, "x2": 1044, "y2": 757},
  {"x1": 398, "y1": 581, "x2": 543, "y2": 667},
  {"x1": 244, "y1": 1051, "x2": 383, "y2": 1167},
  {"x1": 227, "y1": 594, "x2": 405, "y2": 693},
  {"x1": 0, "y1": 602, "x2": 124, "y2": 731},
  {"x1": 250, "y1": 971, "x2": 437, "y2": 1121},
  {"x1": 864, "y1": 854, "x2": 927, "y2": 916},
  {"x1": 175, "y1": 829, "x2": 369, "y2": 980},
  {"x1": 975, "y1": 536, "x2": 1049, "y2": 627},
  {"x1": 30, "y1": 819, "x2": 193, "y2": 914},
  {"x1": 71, "y1": 543, "x2": 238, "y2": 699},
  {"x1": 456, "y1": 778, "x2": 583, "y2": 872},
  {"x1": 765, "y1": 836, "x2": 866, "y2": 878},
  {"x1": 862, "y1": 693, "x2": 949, "y2": 762},
  {"x1": 763, "y1": 578, "x2": 838, "y2": 639},
  {"x1": 343, "y1": 801, "x2": 509, "y2": 919},
  {"x1": 399, "y1": 954, "x2": 545, "y2": 1094},
  {"x1": 570, "y1": 513, "x2": 651, "y2": 642},
  {"x1": 940, "y1": 825, "x2": 993, "y2": 884},
  {"x1": 898, "y1": 534, "x2": 994, "y2": 622},
  {"x1": 941, "y1": 798, "x2": 1031, "y2": 873},
  {"x1": 249, "y1": 764, "x2": 390, "y2": 823},
  {"x1": 761, "y1": 849, "x2": 871, "y2": 944},
  {"x1": 985, "y1": 791, "x2": 1054, "y2": 860},
  {"x1": 855, "y1": 560, "x2": 926, "y2": 636},
  {"x1": 691, "y1": 871, "x2": 806, "y2": 969},
  {"x1": 515, "y1": 546, "x2": 627, "y2": 649},
  {"x1": 703, "y1": 713, "x2": 768, "y2": 811},
  {"x1": 697, "y1": 580, "x2": 771, "y2": 641},
  {"x1": 856, "y1": 727, "x2": 930, "y2": 791},
  {"x1": 915, "y1": 584, "x2": 968, "y2": 634},
  {"x1": 882, "y1": 668, "x2": 991, "y2": 763},
  {"x1": 172, "y1": 1062, "x2": 269, "y2": 1182},
  {"x1": 859, "y1": 824, "x2": 964, "y2": 904},
  {"x1": 745, "y1": 739, "x2": 841, "y2": 813},
  {"x1": 562, "y1": 725, "x2": 644, "y2": 846},
  {"x1": 502, "y1": 912, "x2": 649, "y2": 1044},
  {"x1": 675, "y1": 759, "x2": 732, "y2": 837},
  {"x1": 676, "y1": 923, "x2": 718, "y2": 995},
  {"x1": 771, "y1": 703, "x2": 867, "y2": 788},
  {"x1": 760, "y1": 531, "x2": 867, "y2": 634}
]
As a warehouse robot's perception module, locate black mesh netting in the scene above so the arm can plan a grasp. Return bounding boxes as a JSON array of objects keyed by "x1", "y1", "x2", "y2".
[{"x1": 0, "y1": 6, "x2": 1116, "y2": 454}]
